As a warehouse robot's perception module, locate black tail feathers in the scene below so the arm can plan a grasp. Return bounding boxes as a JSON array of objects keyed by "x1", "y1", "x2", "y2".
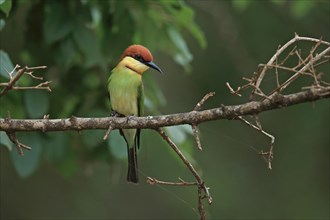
[{"x1": 127, "y1": 147, "x2": 138, "y2": 183}]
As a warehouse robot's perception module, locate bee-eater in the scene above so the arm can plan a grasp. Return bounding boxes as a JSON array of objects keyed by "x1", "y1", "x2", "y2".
[{"x1": 108, "y1": 45, "x2": 162, "y2": 183}]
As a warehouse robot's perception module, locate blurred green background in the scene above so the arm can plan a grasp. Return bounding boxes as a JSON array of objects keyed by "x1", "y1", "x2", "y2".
[{"x1": 0, "y1": 0, "x2": 329, "y2": 219}]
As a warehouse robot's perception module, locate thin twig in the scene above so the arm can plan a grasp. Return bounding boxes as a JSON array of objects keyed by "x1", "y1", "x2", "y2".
[
  {"x1": 0, "y1": 65, "x2": 49, "y2": 97},
  {"x1": 194, "y1": 92, "x2": 215, "y2": 111},
  {"x1": 198, "y1": 186, "x2": 206, "y2": 220},
  {"x1": 192, "y1": 124, "x2": 202, "y2": 151},
  {"x1": 274, "y1": 46, "x2": 330, "y2": 93},
  {"x1": 154, "y1": 128, "x2": 212, "y2": 219},
  {"x1": 258, "y1": 64, "x2": 312, "y2": 76},
  {"x1": 279, "y1": 45, "x2": 297, "y2": 65},
  {"x1": 24, "y1": 71, "x2": 44, "y2": 80},
  {"x1": 0, "y1": 83, "x2": 9, "y2": 87},
  {"x1": 147, "y1": 177, "x2": 197, "y2": 186},
  {"x1": 226, "y1": 82, "x2": 242, "y2": 97},
  {"x1": 12, "y1": 80, "x2": 52, "y2": 92},
  {"x1": 155, "y1": 128, "x2": 203, "y2": 184},
  {"x1": 252, "y1": 34, "x2": 329, "y2": 98},
  {"x1": 6, "y1": 132, "x2": 32, "y2": 156},
  {"x1": 25, "y1": 66, "x2": 47, "y2": 70},
  {"x1": 237, "y1": 116, "x2": 275, "y2": 170},
  {"x1": 275, "y1": 54, "x2": 280, "y2": 88},
  {"x1": 0, "y1": 66, "x2": 26, "y2": 97}
]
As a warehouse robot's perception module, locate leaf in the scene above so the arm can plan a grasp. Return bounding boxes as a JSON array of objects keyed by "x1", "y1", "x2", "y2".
[
  {"x1": 167, "y1": 26, "x2": 193, "y2": 72},
  {"x1": 0, "y1": 19, "x2": 5, "y2": 31},
  {"x1": 24, "y1": 90, "x2": 49, "y2": 118},
  {"x1": 143, "y1": 74, "x2": 167, "y2": 112},
  {"x1": 179, "y1": 124, "x2": 193, "y2": 135},
  {"x1": 167, "y1": 138, "x2": 197, "y2": 168},
  {"x1": 271, "y1": 0, "x2": 285, "y2": 6},
  {"x1": 73, "y1": 24, "x2": 105, "y2": 70},
  {"x1": 44, "y1": 134, "x2": 78, "y2": 178},
  {"x1": 0, "y1": 0, "x2": 12, "y2": 17},
  {"x1": 0, "y1": 50, "x2": 14, "y2": 79},
  {"x1": 131, "y1": 7, "x2": 166, "y2": 48},
  {"x1": 107, "y1": 130, "x2": 127, "y2": 159},
  {"x1": 54, "y1": 38, "x2": 77, "y2": 68},
  {"x1": 44, "y1": 132, "x2": 67, "y2": 163},
  {"x1": 58, "y1": 95, "x2": 79, "y2": 118},
  {"x1": 165, "y1": 125, "x2": 196, "y2": 167},
  {"x1": 291, "y1": 0, "x2": 314, "y2": 18},
  {"x1": 162, "y1": 1, "x2": 207, "y2": 49},
  {"x1": 10, "y1": 133, "x2": 42, "y2": 178},
  {"x1": 83, "y1": 73, "x2": 101, "y2": 89},
  {"x1": 89, "y1": 6, "x2": 102, "y2": 28},
  {"x1": 43, "y1": 2, "x2": 73, "y2": 44},
  {"x1": 179, "y1": 139, "x2": 196, "y2": 165},
  {"x1": 166, "y1": 125, "x2": 188, "y2": 144},
  {"x1": 0, "y1": 131, "x2": 12, "y2": 151},
  {"x1": 0, "y1": 92, "x2": 26, "y2": 119},
  {"x1": 232, "y1": 0, "x2": 251, "y2": 11}
]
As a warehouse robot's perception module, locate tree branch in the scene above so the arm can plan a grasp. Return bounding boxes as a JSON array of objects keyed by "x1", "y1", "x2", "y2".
[
  {"x1": 252, "y1": 34, "x2": 330, "y2": 96},
  {"x1": 1, "y1": 87, "x2": 328, "y2": 132},
  {"x1": 0, "y1": 65, "x2": 49, "y2": 97}
]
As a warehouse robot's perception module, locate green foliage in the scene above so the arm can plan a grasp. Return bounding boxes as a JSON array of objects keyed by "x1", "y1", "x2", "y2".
[
  {"x1": 0, "y1": 0, "x2": 11, "y2": 17},
  {"x1": 0, "y1": 0, "x2": 205, "y2": 177},
  {"x1": 108, "y1": 130, "x2": 127, "y2": 160},
  {"x1": 232, "y1": 0, "x2": 250, "y2": 11},
  {"x1": 0, "y1": 0, "x2": 321, "y2": 180},
  {"x1": 0, "y1": 50, "x2": 14, "y2": 79},
  {"x1": 232, "y1": 0, "x2": 316, "y2": 18},
  {"x1": 291, "y1": 0, "x2": 315, "y2": 18},
  {"x1": 0, "y1": 0, "x2": 11, "y2": 30},
  {"x1": 165, "y1": 125, "x2": 197, "y2": 167},
  {"x1": 0, "y1": 131, "x2": 12, "y2": 150},
  {"x1": 10, "y1": 133, "x2": 42, "y2": 177},
  {"x1": 24, "y1": 90, "x2": 49, "y2": 118}
]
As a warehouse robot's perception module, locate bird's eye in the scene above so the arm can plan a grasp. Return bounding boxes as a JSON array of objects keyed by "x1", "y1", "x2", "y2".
[{"x1": 134, "y1": 55, "x2": 145, "y2": 63}]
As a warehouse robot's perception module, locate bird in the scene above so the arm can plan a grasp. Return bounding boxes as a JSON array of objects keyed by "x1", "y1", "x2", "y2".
[{"x1": 108, "y1": 45, "x2": 162, "y2": 183}]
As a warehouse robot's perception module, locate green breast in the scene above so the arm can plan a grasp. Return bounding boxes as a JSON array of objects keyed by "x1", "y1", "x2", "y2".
[{"x1": 108, "y1": 68, "x2": 143, "y2": 116}]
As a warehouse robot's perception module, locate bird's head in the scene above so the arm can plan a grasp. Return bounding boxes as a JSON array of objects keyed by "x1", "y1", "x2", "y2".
[{"x1": 120, "y1": 44, "x2": 162, "y2": 74}]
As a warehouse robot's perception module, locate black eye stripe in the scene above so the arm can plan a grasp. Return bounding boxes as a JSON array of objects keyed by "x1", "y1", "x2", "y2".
[{"x1": 132, "y1": 55, "x2": 145, "y2": 63}]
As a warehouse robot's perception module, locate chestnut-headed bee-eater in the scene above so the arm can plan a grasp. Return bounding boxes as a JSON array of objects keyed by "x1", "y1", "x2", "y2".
[{"x1": 108, "y1": 45, "x2": 162, "y2": 183}]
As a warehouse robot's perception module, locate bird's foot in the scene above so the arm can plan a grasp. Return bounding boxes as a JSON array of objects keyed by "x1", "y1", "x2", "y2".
[
  {"x1": 126, "y1": 115, "x2": 134, "y2": 123},
  {"x1": 110, "y1": 111, "x2": 125, "y2": 117}
]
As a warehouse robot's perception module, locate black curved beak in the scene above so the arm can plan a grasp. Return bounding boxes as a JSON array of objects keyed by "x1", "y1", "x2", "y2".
[{"x1": 146, "y1": 61, "x2": 163, "y2": 74}]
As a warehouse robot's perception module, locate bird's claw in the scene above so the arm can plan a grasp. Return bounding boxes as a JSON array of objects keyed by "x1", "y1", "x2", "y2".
[
  {"x1": 126, "y1": 115, "x2": 134, "y2": 123},
  {"x1": 110, "y1": 111, "x2": 124, "y2": 117}
]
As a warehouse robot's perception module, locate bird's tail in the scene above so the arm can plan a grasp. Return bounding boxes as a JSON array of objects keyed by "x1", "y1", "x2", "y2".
[{"x1": 127, "y1": 146, "x2": 138, "y2": 183}]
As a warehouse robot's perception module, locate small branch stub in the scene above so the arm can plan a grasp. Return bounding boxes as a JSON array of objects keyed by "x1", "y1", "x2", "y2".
[
  {"x1": 192, "y1": 92, "x2": 215, "y2": 151},
  {"x1": 6, "y1": 132, "x2": 32, "y2": 156},
  {"x1": 194, "y1": 92, "x2": 216, "y2": 111},
  {"x1": 103, "y1": 125, "x2": 114, "y2": 140}
]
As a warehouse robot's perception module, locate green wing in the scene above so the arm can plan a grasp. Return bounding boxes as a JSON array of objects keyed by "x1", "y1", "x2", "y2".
[
  {"x1": 137, "y1": 83, "x2": 144, "y2": 117},
  {"x1": 136, "y1": 83, "x2": 144, "y2": 149},
  {"x1": 107, "y1": 73, "x2": 113, "y2": 112}
]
